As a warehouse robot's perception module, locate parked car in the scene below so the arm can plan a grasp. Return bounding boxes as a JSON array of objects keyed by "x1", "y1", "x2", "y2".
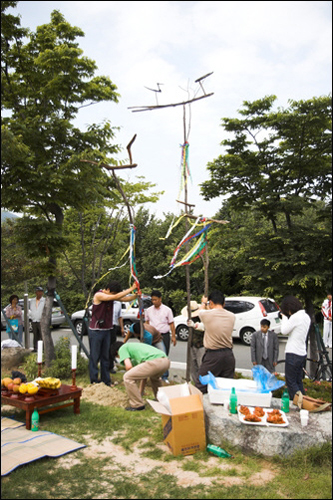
[
  {"x1": 1, "y1": 298, "x2": 65, "y2": 332},
  {"x1": 174, "y1": 296, "x2": 281, "y2": 345},
  {"x1": 70, "y1": 295, "x2": 152, "y2": 336}
]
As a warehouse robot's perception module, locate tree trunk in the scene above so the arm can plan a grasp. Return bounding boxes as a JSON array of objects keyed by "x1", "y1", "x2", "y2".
[{"x1": 41, "y1": 273, "x2": 56, "y2": 367}]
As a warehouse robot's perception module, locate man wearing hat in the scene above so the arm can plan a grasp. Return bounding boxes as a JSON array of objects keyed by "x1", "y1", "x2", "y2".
[
  {"x1": 182, "y1": 301, "x2": 205, "y2": 385},
  {"x1": 29, "y1": 287, "x2": 45, "y2": 351}
]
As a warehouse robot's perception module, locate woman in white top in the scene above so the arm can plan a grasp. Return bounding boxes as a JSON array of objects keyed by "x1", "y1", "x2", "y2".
[{"x1": 280, "y1": 295, "x2": 311, "y2": 400}]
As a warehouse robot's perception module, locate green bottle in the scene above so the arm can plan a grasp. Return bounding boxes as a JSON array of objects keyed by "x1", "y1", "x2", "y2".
[
  {"x1": 31, "y1": 408, "x2": 39, "y2": 431},
  {"x1": 229, "y1": 387, "x2": 238, "y2": 414},
  {"x1": 207, "y1": 444, "x2": 233, "y2": 458},
  {"x1": 281, "y1": 388, "x2": 290, "y2": 413}
]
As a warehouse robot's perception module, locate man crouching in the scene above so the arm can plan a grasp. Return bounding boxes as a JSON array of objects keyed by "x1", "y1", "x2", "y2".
[{"x1": 118, "y1": 343, "x2": 170, "y2": 411}]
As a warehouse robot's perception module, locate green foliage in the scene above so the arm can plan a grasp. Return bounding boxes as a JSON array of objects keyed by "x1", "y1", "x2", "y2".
[
  {"x1": 19, "y1": 336, "x2": 89, "y2": 380},
  {"x1": 201, "y1": 96, "x2": 332, "y2": 305}
]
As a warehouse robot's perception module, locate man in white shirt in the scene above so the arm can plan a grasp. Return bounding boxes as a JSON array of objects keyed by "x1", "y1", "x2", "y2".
[
  {"x1": 29, "y1": 286, "x2": 45, "y2": 351},
  {"x1": 145, "y1": 290, "x2": 176, "y2": 382},
  {"x1": 321, "y1": 292, "x2": 332, "y2": 348}
]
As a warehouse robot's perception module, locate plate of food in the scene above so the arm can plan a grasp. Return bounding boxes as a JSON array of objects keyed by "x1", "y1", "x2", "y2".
[{"x1": 238, "y1": 405, "x2": 289, "y2": 427}]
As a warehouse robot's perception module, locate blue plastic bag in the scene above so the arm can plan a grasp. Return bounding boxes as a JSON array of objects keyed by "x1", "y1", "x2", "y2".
[
  {"x1": 199, "y1": 371, "x2": 218, "y2": 389},
  {"x1": 252, "y1": 365, "x2": 285, "y2": 393}
]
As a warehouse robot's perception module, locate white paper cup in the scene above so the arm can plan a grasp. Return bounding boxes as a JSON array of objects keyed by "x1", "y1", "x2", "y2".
[
  {"x1": 301, "y1": 416, "x2": 309, "y2": 426},
  {"x1": 300, "y1": 409, "x2": 309, "y2": 426}
]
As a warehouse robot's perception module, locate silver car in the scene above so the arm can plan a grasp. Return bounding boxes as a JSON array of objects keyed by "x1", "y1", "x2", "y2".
[
  {"x1": 70, "y1": 295, "x2": 152, "y2": 335},
  {"x1": 1, "y1": 298, "x2": 65, "y2": 331}
]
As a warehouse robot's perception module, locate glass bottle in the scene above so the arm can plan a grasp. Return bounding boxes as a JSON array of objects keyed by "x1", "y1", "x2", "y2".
[
  {"x1": 207, "y1": 444, "x2": 233, "y2": 458},
  {"x1": 229, "y1": 387, "x2": 238, "y2": 414},
  {"x1": 31, "y1": 407, "x2": 39, "y2": 431},
  {"x1": 281, "y1": 388, "x2": 290, "y2": 413}
]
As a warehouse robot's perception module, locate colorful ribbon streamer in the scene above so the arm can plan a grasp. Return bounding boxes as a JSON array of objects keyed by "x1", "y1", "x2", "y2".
[{"x1": 154, "y1": 218, "x2": 212, "y2": 279}]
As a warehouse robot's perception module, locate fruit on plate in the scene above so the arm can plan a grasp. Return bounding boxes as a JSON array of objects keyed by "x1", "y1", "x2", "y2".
[
  {"x1": 13, "y1": 377, "x2": 22, "y2": 385},
  {"x1": 12, "y1": 384, "x2": 20, "y2": 393},
  {"x1": 19, "y1": 383, "x2": 27, "y2": 394}
]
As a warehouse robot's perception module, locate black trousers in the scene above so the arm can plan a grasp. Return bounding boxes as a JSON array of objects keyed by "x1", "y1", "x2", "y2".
[{"x1": 196, "y1": 348, "x2": 235, "y2": 394}]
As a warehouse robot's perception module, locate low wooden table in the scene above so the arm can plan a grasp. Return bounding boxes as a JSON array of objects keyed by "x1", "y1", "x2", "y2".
[{"x1": 1, "y1": 384, "x2": 82, "y2": 430}]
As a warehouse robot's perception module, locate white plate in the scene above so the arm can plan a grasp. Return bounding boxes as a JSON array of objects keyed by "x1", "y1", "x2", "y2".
[{"x1": 238, "y1": 405, "x2": 289, "y2": 427}]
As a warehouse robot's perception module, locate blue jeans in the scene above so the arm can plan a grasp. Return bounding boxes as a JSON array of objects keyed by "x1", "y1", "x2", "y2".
[
  {"x1": 88, "y1": 328, "x2": 111, "y2": 385},
  {"x1": 285, "y1": 352, "x2": 307, "y2": 400},
  {"x1": 161, "y1": 332, "x2": 170, "y2": 380}
]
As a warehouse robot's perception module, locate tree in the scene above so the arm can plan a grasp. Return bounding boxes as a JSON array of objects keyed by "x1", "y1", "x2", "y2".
[
  {"x1": 1, "y1": 4, "x2": 123, "y2": 365},
  {"x1": 201, "y1": 95, "x2": 332, "y2": 374}
]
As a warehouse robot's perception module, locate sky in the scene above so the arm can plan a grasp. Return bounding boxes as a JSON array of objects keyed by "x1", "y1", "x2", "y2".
[{"x1": 8, "y1": 1, "x2": 332, "y2": 219}]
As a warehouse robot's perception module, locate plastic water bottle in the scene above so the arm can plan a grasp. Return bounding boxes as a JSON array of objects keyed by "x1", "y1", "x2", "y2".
[
  {"x1": 281, "y1": 388, "x2": 290, "y2": 413},
  {"x1": 207, "y1": 444, "x2": 233, "y2": 458},
  {"x1": 229, "y1": 387, "x2": 238, "y2": 414},
  {"x1": 31, "y1": 408, "x2": 39, "y2": 431}
]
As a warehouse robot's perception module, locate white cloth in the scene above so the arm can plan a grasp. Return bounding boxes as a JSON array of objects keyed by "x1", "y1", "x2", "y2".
[
  {"x1": 112, "y1": 301, "x2": 122, "y2": 326},
  {"x1": 29, "y1": 297, "x2": 45, "y2": 322},
  {"x1": 1, "y1": 339, "x2": 21, "y2": 349},
  {"x1": 281, "y1": 309, "x2": 310, "y2": 356}
]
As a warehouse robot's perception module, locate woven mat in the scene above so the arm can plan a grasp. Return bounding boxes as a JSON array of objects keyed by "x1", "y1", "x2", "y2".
[{"x1": 1, "y1": 417, "x2": 86, "y2": 476}]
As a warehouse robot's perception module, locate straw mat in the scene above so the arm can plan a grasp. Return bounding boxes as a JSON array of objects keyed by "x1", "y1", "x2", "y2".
[{"x1": 1, "y1": 417, "x2": 86, "y2": 476}]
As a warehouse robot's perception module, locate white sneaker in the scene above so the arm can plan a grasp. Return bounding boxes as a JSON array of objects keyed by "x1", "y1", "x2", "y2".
[{"x1": 162, "y1": 379, "x2": 170, "y2": 385}]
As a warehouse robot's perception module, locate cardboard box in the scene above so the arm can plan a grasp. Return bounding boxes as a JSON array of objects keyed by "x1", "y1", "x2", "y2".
[
  {"x1": 147, "y1": 384, "x2": 206, "y2": 456},
  {"x1": 208, "y1": 377, "x2": 272, "y2": 407}
]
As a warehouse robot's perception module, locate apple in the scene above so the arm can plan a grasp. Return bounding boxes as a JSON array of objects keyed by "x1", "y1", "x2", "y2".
[
  {"x1": 13, "y1": 377, "x2": 22, "y2": 385},
  {"x1": 12, "y1": 384, "x2": 20, "y2": 393},
  {"x1": 7, "y1": 382, "x2": 14, "y2": 391}
]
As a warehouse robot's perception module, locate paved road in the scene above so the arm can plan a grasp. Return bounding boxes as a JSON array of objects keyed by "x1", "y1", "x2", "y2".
[{"x1": 2, "y1": 326, "x2": 289, "y2": 373}]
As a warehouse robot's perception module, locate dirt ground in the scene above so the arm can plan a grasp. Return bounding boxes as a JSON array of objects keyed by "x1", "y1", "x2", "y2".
[
  {"x1": 1, "y1": 379, "x2": 277, "y2": 490},
  {"x1": 77, "y1": 383, "x2": 277, "y2": 488}
]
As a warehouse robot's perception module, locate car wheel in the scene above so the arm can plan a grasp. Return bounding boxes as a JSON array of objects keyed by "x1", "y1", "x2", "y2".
[
  {"x1": 176, "y1": 325, "x2": 189, "y2": 341},
  {"x1": 123, "y1": 320, "x2": 132, "y2": 334},
  {"x1": 74, "y1": 320, "x2": 84, "y2": 336},
  {"x1": 240, "y1": 327, "x2": 255, "y2": 345}
]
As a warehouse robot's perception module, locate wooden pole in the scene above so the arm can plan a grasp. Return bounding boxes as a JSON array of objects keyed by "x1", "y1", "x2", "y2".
[{"x1": 183, "y1": 104, "x2": 193, "y2": 383}]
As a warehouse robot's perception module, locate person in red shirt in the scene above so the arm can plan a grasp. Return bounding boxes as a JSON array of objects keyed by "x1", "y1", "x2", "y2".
[{"x1": 88, "y1": 281, "x2": 137, "y2": 386}]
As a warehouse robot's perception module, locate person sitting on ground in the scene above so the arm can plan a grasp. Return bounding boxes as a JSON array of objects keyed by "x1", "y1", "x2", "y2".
[{"x1": 117, "y1": 342, "x2": 170, "y2": 411}]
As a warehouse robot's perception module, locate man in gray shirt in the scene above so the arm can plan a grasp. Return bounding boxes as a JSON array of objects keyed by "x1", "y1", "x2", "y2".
[{"x1": 29, "y1": 286, "x2": 45, "y2": 351}]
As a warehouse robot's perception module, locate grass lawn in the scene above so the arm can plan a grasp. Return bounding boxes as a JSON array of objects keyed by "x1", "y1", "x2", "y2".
[{"x1": 1, "y1": 368, "x2": 332, "y2": 499}]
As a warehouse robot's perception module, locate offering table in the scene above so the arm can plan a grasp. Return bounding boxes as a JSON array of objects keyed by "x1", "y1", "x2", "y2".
[{"x1": 1, "y1": 384, "x2": 82, "y2": 430}]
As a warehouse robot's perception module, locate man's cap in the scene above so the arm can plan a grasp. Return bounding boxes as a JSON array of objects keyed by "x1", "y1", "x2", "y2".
[{"x1": 35, "y1": 286, "x2": 44, "y2": 291}]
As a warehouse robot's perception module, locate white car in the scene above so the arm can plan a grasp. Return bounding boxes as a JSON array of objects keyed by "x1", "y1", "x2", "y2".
[
  {"x1": 174, "y1": 296, "x2": 281, "y2": 345},
  {"x1": 70, "y1": 295, "x2": 152, "y2": 335}
]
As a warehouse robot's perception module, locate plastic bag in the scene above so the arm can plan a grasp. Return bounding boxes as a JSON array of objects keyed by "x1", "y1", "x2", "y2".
[
  {"x1": 199, "y1": 371, "x2": 218, "y2": 389},
  {"x1": 157, "y1": 388, "x2": 172, "y2": 412},
  {"x1": 252, "y1": 365, "x2": 285, "y2": 393}
]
